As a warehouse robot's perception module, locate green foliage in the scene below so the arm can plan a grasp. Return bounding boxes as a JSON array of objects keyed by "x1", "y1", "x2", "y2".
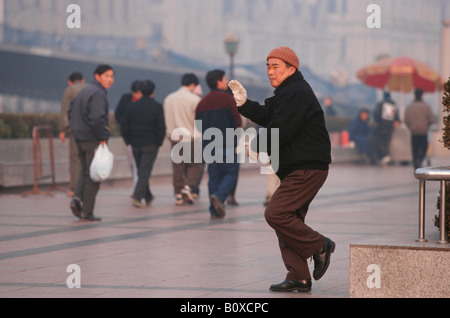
[
  {"x1": 435, "y1": 189, "x2": 450, "y2": 240},
  {"x1": 442, "y1": 77, "x2": 450, "y2": 150},
  {"x1": 0, "y1": 119, "x2": 12, "y2": 138},
  {"x1": 436, "y1": 77, "x2": 450, "y2": 239}
]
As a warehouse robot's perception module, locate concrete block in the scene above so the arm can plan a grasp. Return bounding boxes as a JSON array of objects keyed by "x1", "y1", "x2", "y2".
[{"x1": 350, "y1": 243, "x2": 450, "y2": 298}]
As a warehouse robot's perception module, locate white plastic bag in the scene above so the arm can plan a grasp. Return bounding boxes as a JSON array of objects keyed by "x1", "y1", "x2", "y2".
[{"x1": 90, "y1": 143, "x2": 114, "y2": 182}]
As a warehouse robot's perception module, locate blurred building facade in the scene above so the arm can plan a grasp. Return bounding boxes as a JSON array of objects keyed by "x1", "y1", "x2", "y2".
[{"x1": 0, "y1": 0, "x2": 447, "y2": 83}]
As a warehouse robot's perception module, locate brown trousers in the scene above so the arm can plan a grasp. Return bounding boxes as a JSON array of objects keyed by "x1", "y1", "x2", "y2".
[
  {"x1": 265, "y1": 169, "x2": 328, "y2": 280},
  {"x1": 171, "y1": 140, "x2": 203, "y2": 195}
]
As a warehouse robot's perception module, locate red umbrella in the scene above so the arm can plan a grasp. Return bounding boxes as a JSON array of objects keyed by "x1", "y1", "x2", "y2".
[{"x1": 356, "y1": 56, "x2": 443, "y2": 93}]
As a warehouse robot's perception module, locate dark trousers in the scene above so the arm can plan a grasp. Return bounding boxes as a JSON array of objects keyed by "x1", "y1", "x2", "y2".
[
  {"x1": 68, "y1": 133, "x2": 81, "y2": 191},
  {"x1": 370, "y1": 126, "x2": 393, "y2": 162},
  {"x1": 265, "y1": 169, "x2": 328, "y2": 281},
  {"x1": 411, "y1": 135, "x2": 428, "y2": 169},
  {"x1": 132, "y1": 145, "x2": 158, "y2": 203},
  {"x1": 74, "y1": 140, "x2": 101, "y2": 215}
]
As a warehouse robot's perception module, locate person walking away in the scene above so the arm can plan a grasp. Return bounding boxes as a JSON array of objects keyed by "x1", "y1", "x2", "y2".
[
  {"x1": 196, "y1": 69, "x2": 242, "y2": 220},
  {"x1": 226, "y1": 93, "x2": 244, "y2": 207},
  {"x1": 68, "y1": 64, "x2": 115, "y2": 221},
  {"x1": 164, "y1": 73, "x2": 203, "y2": 206},
  {"x1": 404, "y1": 89, "x2": 435, "y2": 170},
  {"x1": 228, "y1": 46, "x2": 335, "y2": 292},
  {"x1": 370, "y1": 91, "x2": 400, "y2": 165},
  {"x1": 59, "y1": 71, "x2": 85, "y2": 196},
  {"x1": 115, "y1": 81, "x2": 143, "y2": 185},
  {"x1": 121, "y1": 80, "x2": 166, "y2": 208}
]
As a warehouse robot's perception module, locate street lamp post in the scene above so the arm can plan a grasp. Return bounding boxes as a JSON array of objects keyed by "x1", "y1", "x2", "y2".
[{"x1": 224, "y1": 32, "x2": 239, "y2": 80}]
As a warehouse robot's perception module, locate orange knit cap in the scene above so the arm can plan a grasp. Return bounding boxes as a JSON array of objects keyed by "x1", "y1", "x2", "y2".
[{"x1": 267, "y1": 46, "x2": 299, "y2": 70}]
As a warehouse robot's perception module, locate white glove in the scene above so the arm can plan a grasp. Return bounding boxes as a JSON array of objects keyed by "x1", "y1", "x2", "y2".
[{"x1": 228, "y1": 80, "x2": 247, "y2": 107}]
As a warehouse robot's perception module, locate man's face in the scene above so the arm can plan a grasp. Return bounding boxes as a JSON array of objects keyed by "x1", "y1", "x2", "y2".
[
  {"x1": 95, "y1": 69, "x2": 115, "y2": 89},
  {"x1": 266, "y1": 58, "x2": 295, "y2": 88},
  {"x1": 217, "y1": 75, "x2": 228, "y2": 91}
]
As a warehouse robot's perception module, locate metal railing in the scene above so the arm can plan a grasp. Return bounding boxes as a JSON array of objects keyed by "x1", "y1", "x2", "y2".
[
  {"x1": 22, "y1": 126, "x2": 62, "y2": 197},
  {"x1": 414, "y1": 166, "x2": 450, "y2": 244}
]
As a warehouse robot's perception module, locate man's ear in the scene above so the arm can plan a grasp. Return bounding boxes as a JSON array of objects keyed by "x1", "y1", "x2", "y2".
[{"x1": 289, "y1": 66, "x2": 296, "y2": 76}]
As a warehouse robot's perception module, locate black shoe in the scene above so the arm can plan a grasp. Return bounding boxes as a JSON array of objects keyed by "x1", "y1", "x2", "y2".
[
  {"x1": 210, "y1": 213, "x2": 224, "y2": 220},
  {"x1": 70, "y1": 198, "x2": 82, "y2": 218},
  {"x1": 210, "y1": 194, "x2": 226, "y2": 217},
  {"x1": 227, "y1": 195, "x2": 239, "y2": 206},
  {"x1": 269, "y1": 280, "x2": 311, "y2": 292},
  {"x1": 313, "y1": 237, "x2": 336, "y2": 281},
  {"x1": 80, "y1": 212, "x2": 102, "y2": 222}
]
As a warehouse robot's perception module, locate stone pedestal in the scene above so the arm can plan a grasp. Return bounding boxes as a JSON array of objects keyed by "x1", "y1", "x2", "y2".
[{"x1": 350, "y1": 242, "x2": 450, "y2": 298}]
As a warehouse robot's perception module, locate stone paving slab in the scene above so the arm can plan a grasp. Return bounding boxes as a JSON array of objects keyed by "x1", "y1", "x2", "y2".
[{"x1": 0, "y1": 159, "x2": 447, "y2": 301}]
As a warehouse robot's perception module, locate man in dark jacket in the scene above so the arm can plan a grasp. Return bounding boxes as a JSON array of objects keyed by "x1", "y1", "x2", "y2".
[
  {"x1": 370, "y1": 91, "x2": 400, "y2": 165},
  {"x1": 68, "y1": 64, "x2": 114, "y2": 221},
  {"x1": 121, "y1": 80, "x2": 166, "y2": 208},
  {"x1": 196, "y1": 69, "x2": 242, "y2": 220},
  {"x1": 114, "y1": 80, "x2": 143, "y2": 185},
  {"x1": 114, "y1": 81, "x2": 143, "y2": 126},
  {"x1": 229, "y1": 47, "x2": 335, "y2": 292}
]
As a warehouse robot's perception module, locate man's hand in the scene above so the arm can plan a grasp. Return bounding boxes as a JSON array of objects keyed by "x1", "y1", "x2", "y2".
[{"x1": 228, "y1": 80, "x2": 247, "y2": 107}]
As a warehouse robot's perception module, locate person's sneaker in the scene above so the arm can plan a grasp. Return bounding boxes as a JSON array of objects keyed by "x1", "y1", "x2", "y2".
[
  {"x1": 70, "y1": 198, "x2": 82, "y2": 218},
  {"x1": 381, "y1": 156, "x2": 391, "y2": 165},
  {"x1": 210, "y1": 213, "x2": 224, "y2": 220},
  {"x1": 227, "y1": 195, "x2": 239, "y2": 206},
  {"x1": 181, "y1": 185, "x2": 194, "y2": 204},
  {"x1": 132, "y1": 198, "x2": 145, "y2": 208},
  {"x1": 175, "y1": 194, "x2": 184, "y2": 206},
  {"x1": 80, "y1": 211, "x2": 101, "y2": 222},
  {"x1": 210, "y1": 194, "x2": 226, "y2": 218}
]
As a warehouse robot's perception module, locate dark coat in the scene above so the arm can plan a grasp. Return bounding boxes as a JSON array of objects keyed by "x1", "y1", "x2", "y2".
[
  {"x1": 238, "y1": 71, "x2": 331, "y2": 180},
  {"x1": 114, "y1": 93, "x2": 133, "y2": 127},
  {"x1": 121, "y1": 96, "x2": 166, "y2": 148},
  {"x1": 68, "y1": 80, "x2": 110, "y2": 142}
]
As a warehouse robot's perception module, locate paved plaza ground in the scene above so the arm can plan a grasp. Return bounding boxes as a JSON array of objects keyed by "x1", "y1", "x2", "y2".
[{"x1": 0, "y1": 158, "x2": 447, "y2": 303}]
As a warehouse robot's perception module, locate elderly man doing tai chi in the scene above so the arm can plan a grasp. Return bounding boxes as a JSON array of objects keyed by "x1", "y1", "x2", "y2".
[{"x1": 228, "y1": 46, "x2": 335, "y2": 292}]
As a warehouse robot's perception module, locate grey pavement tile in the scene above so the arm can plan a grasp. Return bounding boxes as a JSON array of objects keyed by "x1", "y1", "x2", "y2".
[{"x1": 0, "y1": 159, "x2": 448, "y2": 302}]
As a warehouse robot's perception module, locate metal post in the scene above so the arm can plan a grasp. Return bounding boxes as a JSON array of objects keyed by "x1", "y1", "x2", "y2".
[
  {"x1": 229, "y1": 54, "x2": 235, "y2": 80},
  {"x1": 416, "y1": 180, "x2": 427, "y2": 242},
  {"x1": 22, "y1": 126, "x2": 61, "y2": 197},
  {"x1": 438, "y1": 180, "x2": 449, "y2": 244},
  {"x1": 224, "y1": 32, "x2": 239, "y2": 80}
]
